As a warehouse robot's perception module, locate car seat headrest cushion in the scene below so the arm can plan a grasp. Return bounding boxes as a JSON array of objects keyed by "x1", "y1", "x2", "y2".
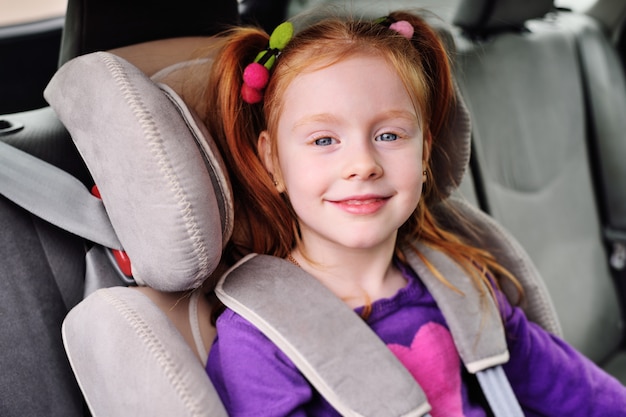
[{"x1": 44, "y1": 51, "x2": 233, "y2": 291}]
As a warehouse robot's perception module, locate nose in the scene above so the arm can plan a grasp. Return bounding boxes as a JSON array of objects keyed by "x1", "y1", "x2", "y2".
[{"x1": 342, "y1": 141, "x2": 383, "y2": 180}]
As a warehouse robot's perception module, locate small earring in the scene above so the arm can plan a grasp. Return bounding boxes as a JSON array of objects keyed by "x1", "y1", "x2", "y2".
[{"x1": 422, "y1": 170, "x2": 427, "y2": 182}]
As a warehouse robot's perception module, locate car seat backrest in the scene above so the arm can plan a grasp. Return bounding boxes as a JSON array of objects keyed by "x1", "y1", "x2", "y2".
[{"x1": 452, "y1": 0, "x2": 624, "y2": 364}]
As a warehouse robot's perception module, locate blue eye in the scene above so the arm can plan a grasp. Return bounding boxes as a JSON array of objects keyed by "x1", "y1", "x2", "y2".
[
  {"x1": 376, "y1": 133, "x2": 398, "y2": 142},
  {"x1": 314, "y1": 137, "x2": 335, "y2": 146}
]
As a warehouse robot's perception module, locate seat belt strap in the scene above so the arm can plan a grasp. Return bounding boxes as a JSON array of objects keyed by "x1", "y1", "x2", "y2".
[
  {"x1": 476, "y1": 366, "x2": 524, "y2": 417},
  {"x1": 0, "y1": 140, "x2": 122, "y2": 250}
]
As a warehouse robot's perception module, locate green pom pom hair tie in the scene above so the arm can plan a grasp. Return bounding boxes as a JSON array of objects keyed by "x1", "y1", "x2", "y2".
[{"x1": 241, "y1": 21, "x2": 294, "y2": 104}]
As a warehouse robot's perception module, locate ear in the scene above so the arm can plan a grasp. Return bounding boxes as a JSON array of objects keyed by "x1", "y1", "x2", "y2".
[{"x1": 257, "y1": 131, "x2": 286, "y2": 193}]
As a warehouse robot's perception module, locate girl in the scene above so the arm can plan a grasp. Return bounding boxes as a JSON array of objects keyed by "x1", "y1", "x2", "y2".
[{"x1": 202, "y1": 10, "x2": 626, "y2": 416}]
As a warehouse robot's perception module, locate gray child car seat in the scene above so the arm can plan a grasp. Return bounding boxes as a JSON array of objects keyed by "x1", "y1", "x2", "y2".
[{"x1": 0, "y1": 36, "x2": 567, "y2": 414}]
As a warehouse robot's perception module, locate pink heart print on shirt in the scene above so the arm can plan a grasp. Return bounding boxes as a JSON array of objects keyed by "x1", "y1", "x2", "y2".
[{"x1": 387, "y1": 322, "x2": 464, "y2": 416}]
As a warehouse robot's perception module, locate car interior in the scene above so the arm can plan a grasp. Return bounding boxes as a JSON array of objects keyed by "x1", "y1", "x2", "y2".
[{"x1": 1, "y1": 0, "x2": 626, "y2": 415}]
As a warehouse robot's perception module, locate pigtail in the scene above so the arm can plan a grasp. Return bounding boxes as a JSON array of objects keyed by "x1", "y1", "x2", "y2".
[{"x1": 204, "y1": 28, "x2": 294, "y2": 260}]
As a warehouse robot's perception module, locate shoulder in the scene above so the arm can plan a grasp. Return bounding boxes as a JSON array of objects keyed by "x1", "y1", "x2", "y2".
[
  {"x1": 209, "y1": 307, "x2": 298, "y2": 373},
  {"x1": 207, "y1": 308, "x2": 316, "y2": 415},
  {"x1": 213, "y1": 308, "x2": 284, "y2": 356}
]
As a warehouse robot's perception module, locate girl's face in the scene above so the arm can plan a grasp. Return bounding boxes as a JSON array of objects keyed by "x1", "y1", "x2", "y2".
[{"x1": 259, "y1": 55, "x2": 425, "y2": 256}]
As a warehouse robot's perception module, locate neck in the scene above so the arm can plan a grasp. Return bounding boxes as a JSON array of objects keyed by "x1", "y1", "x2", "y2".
[{"x1": 291, "y1": 238, "x2": 407, "y2": 309}]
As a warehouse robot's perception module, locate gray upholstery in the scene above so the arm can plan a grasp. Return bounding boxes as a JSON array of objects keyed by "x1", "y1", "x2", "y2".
[
  {"x1": 437, "y1": 197, "x2": 563, "y2": 337},
  {"x1": 0, "y1": 197, "x2": 84, "y2": 417},
  {"x1": 452, "y1": 0, "x2": 625, "y2": 378},
  {"x1": 45, "y1": 52, "x2": 233, "y2": 292}
]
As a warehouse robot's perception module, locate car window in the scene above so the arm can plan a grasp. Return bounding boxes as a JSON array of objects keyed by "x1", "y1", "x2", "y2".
[{"x1": 0, "y1": 0, "x2": 67, "y2": 26}]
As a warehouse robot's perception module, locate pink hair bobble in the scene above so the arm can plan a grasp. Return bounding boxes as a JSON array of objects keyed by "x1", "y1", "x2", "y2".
[
  {"x1": 241, "y1": 21, "x2": 294, "y2": 104},
  {"x1": 243, "y1": 62, "x2": 270, "y2": 90},
  {"x1": 374, "y1": 16, "x2": 415, "y2": 40},
  {"x1": 389, "y1": 20, "x2": 415, "y2": 40},
  {"x1": 242, "y1": 63, "x2": 269, "y2": 103},
  {"x1": 241, "y1": 83, "x2": 264, "y2": 104}
]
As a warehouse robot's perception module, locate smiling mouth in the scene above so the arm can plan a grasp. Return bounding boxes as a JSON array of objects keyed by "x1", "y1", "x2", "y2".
[
  {"x1": 329, "y1": 196, "x2": 390, "y2": 214},
  {"x1": 342, "y1": 198, "x2": 386, "y2": 205}
]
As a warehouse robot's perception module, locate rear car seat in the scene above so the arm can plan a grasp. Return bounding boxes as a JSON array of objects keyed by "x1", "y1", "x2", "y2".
[{"x1": 451, "y1": 0, "x2": 626, "y2": 382}]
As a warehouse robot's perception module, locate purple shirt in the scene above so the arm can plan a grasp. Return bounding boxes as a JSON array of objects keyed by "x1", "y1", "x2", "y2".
[{"x1": 207, "y1": 264, "x2": 626, "y2": 416}]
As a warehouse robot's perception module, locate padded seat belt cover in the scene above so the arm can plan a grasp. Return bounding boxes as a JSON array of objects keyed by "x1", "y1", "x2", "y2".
[{"x1": 406, "y1": 242, "x2": 509, "y2": 373}]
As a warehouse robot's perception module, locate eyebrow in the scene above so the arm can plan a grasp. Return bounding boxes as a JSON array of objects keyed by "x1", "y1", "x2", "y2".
[
  {"x1": 292, "y1": 110, "x2": 419, "y2": 131},
  {"x1": 292, "y1": 113, "x2": 341, "y2": 131}
]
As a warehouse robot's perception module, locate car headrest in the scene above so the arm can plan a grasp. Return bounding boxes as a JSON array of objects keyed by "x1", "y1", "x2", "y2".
[
  {"x1": 453, "y1": 0, "x2": 554, "y2": 34},
  {"x1": 44, "y1": 51, "x2": 233, "y2": 292},
  {"x1": 58, "y1": 0, "x2": 239, "y2": 66}
]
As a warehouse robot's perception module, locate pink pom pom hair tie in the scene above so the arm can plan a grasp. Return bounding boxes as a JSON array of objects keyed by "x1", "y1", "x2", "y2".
[
  {"x1": 374, "y1": 16, "x2": 415, "y2": 40},
  {"x1": 389, "y1": 20, "x2": 415, "y2": 39}
]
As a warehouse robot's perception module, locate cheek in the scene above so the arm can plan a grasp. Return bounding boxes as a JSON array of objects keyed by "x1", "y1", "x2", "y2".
[
  {"x1": 395, "y1": 156, "x2": 425, "y2": 208},
  {"x1": 283, "y1": 164, "x2": 327, "y2": 199},
  {"x1": 394, "y1": 149, "x2": 424, "y2": 184},
  {"x1": 278, "y1": 152, "x2": 324, "y2": 198}
]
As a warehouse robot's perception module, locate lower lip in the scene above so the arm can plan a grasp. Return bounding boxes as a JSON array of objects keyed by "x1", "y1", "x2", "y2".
[{"x1": 330, "y1": 198, "x2": 388, "y2": 215}]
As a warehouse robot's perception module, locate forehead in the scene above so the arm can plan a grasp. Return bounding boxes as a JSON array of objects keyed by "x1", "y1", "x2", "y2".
[{"x1": 278, "y1": 54, "x2": 417, "y2": 128}]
